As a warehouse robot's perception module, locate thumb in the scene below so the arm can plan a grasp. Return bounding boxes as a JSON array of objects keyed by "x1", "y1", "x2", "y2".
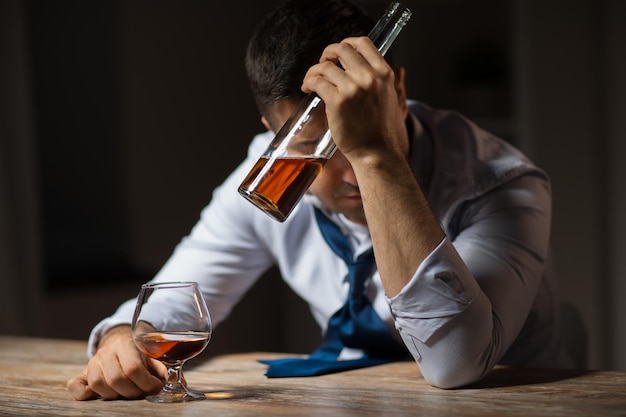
[
  {"x1": 146, "y1": 358, "x2": 188, "y2": 386},
  {"x1": 66, "y1": 372, "x2": 99, "y2": 401},
  {"x1": 146, "y1": 357, "x2": 168, "y2": 379}
]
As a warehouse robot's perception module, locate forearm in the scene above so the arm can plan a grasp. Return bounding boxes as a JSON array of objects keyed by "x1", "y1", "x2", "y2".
[
  {"x1": 351, "y1": 152, "x2": 444, "y2": 297},
  {"x1": 97, "y1": 324, "x2": 132, "y2": 350}
]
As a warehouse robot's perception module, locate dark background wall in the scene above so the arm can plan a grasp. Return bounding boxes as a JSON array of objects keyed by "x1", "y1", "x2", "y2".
[{"x1": 1, "y1": 0, "x2": 625, "y2": 370}]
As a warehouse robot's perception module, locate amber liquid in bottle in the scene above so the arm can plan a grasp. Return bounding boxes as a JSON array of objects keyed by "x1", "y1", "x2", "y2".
[{"x1": 239, "y1": 156, "x2": 324, "y2": 222}]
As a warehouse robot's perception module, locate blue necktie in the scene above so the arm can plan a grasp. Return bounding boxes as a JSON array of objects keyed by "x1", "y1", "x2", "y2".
[{"x1": 260, "y1": 208, "x2": 408, "y2": 377}]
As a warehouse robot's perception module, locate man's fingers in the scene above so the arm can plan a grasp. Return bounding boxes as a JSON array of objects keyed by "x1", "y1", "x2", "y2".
[
  {"x1": 85, "y1": 361, "x2": 127, "y2": 400},
  {"x1": 119, "y1": 354, "x2": 164, "y2": 395},
  {"x1": 66, "y1": 372, "x2": 99, "y2": 401}
]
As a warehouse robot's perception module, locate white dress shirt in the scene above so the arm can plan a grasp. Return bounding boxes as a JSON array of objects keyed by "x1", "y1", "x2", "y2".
[{"x1": 88, "y1": 101, "x2": 560, "y2": 388}]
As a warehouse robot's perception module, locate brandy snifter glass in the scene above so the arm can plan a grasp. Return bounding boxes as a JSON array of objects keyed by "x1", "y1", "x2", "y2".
[{"x1": 132, "y1": 281, "x2": 212, "y2": 403}]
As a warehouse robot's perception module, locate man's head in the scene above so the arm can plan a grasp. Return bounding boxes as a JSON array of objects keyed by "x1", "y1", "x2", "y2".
[
  {"x1": 245, "y1": 0, "x2": 409, "y2": 224},
  {"x1": 245, "y1": 0, "x2": 374, "y2": 129}
]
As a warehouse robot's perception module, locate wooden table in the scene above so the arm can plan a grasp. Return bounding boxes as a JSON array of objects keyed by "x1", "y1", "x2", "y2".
[{"x1": 1, "y1": 335, "x2": 625, "y2": 416}]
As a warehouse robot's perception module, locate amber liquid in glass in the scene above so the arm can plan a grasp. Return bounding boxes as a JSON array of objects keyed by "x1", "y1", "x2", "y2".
[
  {"x1": 134, "y1": 331, "x2": 209, "y2": 363},
  {"x1": 239, "y1": 156, "x2": 324, "y2": 222}
]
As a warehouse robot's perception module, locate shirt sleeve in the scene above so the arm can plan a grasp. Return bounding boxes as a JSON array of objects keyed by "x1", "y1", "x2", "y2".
[
  {"x1": 86, "y1": 133, "x2": 276, "y2": 356},
  {"x1": 387, "y1": 173, "x2": 552, "y2": 388}
]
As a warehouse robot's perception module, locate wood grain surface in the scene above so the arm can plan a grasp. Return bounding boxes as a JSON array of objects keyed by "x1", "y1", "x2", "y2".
[{"x1": 0, "y1": 336, "x2": 624, "y2": 416}]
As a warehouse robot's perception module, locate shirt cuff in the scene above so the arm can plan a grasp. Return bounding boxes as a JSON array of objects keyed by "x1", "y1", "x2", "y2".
[
  {"x1": 86, "y1": 299, "x2": 136, "y2": 357},
  {"x1": 386, "y1": 237, "x2": 480, "y2": 344}
]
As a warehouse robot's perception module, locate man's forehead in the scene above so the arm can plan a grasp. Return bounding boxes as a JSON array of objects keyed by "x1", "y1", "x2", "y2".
[{"x1": 265, "y1": 98, "x2": 301, "y2": 131}]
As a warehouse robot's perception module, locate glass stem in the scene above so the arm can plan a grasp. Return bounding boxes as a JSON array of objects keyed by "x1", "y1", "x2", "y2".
[{"x1": 163, "y1": 363, "x2": 185, "y2": 393}]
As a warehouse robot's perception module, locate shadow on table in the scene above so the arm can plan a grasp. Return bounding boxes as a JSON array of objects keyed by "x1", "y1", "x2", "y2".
[{"x1": 464, "y1": 367, "x2": 591, "y2": 389}]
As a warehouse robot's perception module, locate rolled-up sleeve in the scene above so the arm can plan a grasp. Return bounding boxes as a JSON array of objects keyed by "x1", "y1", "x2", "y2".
[
  {"x1": 387, "y1": 173, "x2": 552, "y2": 388},
  {"x1": 389, "y1": 238, "x2": 482, "y2": 344},
  {"x1": 387, "y1": 238, "x2": 493, "y2": 388}
]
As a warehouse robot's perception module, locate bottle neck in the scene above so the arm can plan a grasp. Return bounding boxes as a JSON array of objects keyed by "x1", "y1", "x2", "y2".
[{"x1": 368, "y1": 2, "x2": 412, "y2": 57}]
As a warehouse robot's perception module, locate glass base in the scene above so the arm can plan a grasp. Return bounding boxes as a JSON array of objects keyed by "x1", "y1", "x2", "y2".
[
  {"x1": 145, "y1": 388, "x2": 206, "y2": 403},
  {"x1": 238, "y1": 188, "x2": 287, "y2": 222}
]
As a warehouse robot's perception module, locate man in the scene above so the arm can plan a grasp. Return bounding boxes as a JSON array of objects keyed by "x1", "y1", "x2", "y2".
[{"x1": 67, "y1": 0, "x2": 560, "y2": 400}]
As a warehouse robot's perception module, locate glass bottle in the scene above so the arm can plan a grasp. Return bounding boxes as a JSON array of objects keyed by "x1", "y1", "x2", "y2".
[{"x1": 238, "y1": 2, "x2": 412, "y2": 222}]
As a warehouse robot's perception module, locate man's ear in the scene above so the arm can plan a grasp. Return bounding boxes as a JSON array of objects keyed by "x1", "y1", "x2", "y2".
[{"x1": 261, "y1": 116, "x2": 273, "y2": 132}]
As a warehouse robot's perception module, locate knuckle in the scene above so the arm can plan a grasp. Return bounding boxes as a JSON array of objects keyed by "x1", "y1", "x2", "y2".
[
  {"x1": 107, "y1": 372, "x2": 128, "y2": 388},
  {"x1": 362, "y1": 73, "x2": 376, "y2": 90},
  {"x1": 124, "y1": 362, "x2": 146, "y2": 380},
  {"x1": 319, "y1": 61, "x2": 335, "y2": 71},
  {"x1": 354, "y1": 36, "x2": 370, "y2": 47},
  {"x1": 343, "y1": 83, "x2": 360, "y2": 100},
  {"x1": 337, "y1": 42, "x2": 353, "y2": 54},
  {"x1": 381, "y1": 66, "x2": 395, "y2": 81},
  {"x1": 87, "y1": 374, "x2": 108, "y2": 392}
]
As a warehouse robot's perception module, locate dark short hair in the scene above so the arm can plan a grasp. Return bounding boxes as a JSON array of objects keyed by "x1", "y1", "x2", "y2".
[{"x1": 245, "y1": 0, "x2": 374, "y2": 117}]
